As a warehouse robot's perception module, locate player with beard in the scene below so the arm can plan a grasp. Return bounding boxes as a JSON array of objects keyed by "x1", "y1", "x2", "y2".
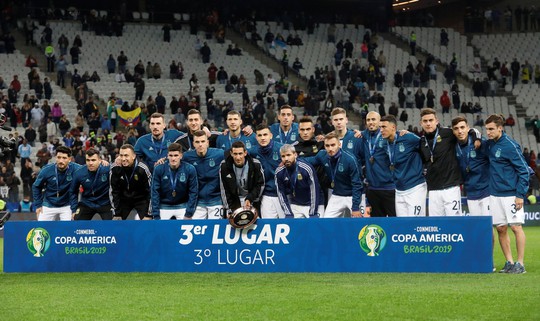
[
  {"x1": 110, "y1": 144, "x2": 152, "y2": 220},
  {"x1": 175, "y1": 109, "x2": 221, "y2": 151},
  {"x1": 361, "y1": 111, "x2": 396, "y2": 217},
  {"x1": 216, "y1": 110, "x2": 256, "y2": 151},
  {"x1": 33, "y1": 146, "x2": 82, "y2": 221},
  {"x1": 135, "y1": 112, "x2": 184, "y2": 172},
  {"x1": 270, "y1": 105, "x2": 299, "y2": 144},
  {"x1": 275, "y1": 144, "x2": 320, "y2": 218}
]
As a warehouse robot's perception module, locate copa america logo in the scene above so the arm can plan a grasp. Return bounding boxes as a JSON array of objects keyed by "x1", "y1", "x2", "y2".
[
  {"x1": 358, "y1": 224, "x2": 387, "y2": 257},
  {"x1": 26, "y1": 228, "x2": 51, "y2": 257}
]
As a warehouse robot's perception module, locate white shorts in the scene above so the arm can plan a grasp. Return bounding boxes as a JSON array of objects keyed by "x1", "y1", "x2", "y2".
[
  {"x1": 290, "y1": 204, "x2": 310, "y2": 218},
  {"x1": 193, "y1": 205, "x2": 223, "y2": 220},
  {"x1": 38, "y1": 205, "x2": 72, "y2": 221},
  {"x1": 261, "y1": 195, "x2": 285, "y2": 219},
  {"x1": 490, "y1": 196, "x2": 525, "y2": 226},
  {"x1": 324, "y1": 194, "x2": 366, "y2": 218},
  {"x1": 160, "y1": 208, "x2": 186, "y2": 220},
  {"x1": 467, "y1": 196, "x2": 491, "y2": 216},
  {"x1": 396, "y1": 182, "x2": 427, "y2": 217},
  {"x1": 428, "y1": 186, "x2": 463, "y2": 216}
]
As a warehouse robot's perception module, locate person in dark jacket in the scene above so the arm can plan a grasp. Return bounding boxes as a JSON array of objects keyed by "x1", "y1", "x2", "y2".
[{"x1": 219, "y1": 141, "x2": 264, "y2": 215}]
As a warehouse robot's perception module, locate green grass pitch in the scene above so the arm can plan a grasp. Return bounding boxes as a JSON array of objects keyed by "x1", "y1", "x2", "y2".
[{"x1": 1, "y1": 227, "x2": 539, "y2": 320}]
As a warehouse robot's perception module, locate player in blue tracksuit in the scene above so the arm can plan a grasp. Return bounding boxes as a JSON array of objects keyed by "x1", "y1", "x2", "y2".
[
  {"x1": 380, "y1": 115, "x2": 426, "y2": 217},
  {"x1": 451, "y1": 117, "x2": 490, "y2": 216},
  {"x1": 216, "y1": 110, "x2": 256, "y2": 151},
  {"x1": 151, "y1": 143, "x2": 198, "y2": 219},
  {"x1": 182, "y1": 130, "x2": 225, "y2": 219},
  {"x1": 33, "y1": 146, "x2": 83, "y2": 221},
  {"x1": 270, "y1": 105, "x2": 299, "y2": 144},
  {"x1": 248, "y1": 124, "x2": 284, "y2": 218},
  {"x1": 70, "y1": 148, "x2": 112, "y2": 220},
  {"x1": 134, "y1": 112, "x2": 183, "y2": 172},
  {"x1": 361, "y1": 111, "x2": 396, "y2": 217},
  {"x1": 305, "y1": 132, "x2": 364, "y2": 218},
  {"x1": 275, "y1": 144, "x2": 320, "y2": 218},
  {"x1": 485, "y1": 114, "x2": 529, "y2": 273}
]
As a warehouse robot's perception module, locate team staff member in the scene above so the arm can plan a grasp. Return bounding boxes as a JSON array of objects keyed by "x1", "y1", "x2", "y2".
[
  {"x1": 70, "y1": 148, "x2": 112, "y2": 220},
  {"x1": 485, "y1": 115, "x2": 529, "y2": 274},
  {"x1": 183, "y1": 130, "x2": 225, "y2": 219},
  {"x1": 151, "y1": 143, "x2": 198, "y2": 220},
  {"x1": 419, "y1": 108, "x2": 480, "y2": 216},
  {"x1": 247, "y1": 124, "x2": 284, "y2": 218},
  {"x1": 270, "y1": 105, "x2": 299, "y2": 144},
  {"x1": 216, "y1": 110, "x2": 256, "y2": 151},
  {"x1": 110, "y1": 144, "x2": 152, "y2": 220},
  {"x1": 219, "y1": 141, "x2": 265, "y2": 215},
  {"x1": 135, "y1": 112, "x2": 184, "y2": 172},
  {"x1": 451, "y1": 116, "x2": 490, "y2": 216},
  {"x1": 33, "y1": 146, "x2": 82, "y2": 221},
  {"x1": 380, "y1": 115, "x2": 426, "y2": 217},
  {"x1": 275, "y1": 144, "x2": 320, "y2": 218},
  {"x1": 176, "y1": 109, "x2": 220, "y2": 151},
  {"x1": 361, "y1": 111, "x2": 396, "y2": 217},
  {"x1": 306, "y1": 132, "x2": 363, "y2": 218}
]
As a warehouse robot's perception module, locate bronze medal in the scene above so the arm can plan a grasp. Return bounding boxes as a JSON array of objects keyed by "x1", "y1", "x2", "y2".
[{"x1": 172, "y1": 190, "x2": 177, "y2": 197}]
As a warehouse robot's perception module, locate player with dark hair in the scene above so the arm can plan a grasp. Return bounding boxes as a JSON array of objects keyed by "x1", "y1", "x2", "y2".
[
  {"x1": 33, "y1": 146, "x2": 82, "y2": 221},
  {"x1": 135, "y1": 112, "x2": 184, "y2": 172},
  {"x1": 70, "y1": 148, "x2": 112, "y2": 220},
  {"x1": 175, "y1": 109, "x2": 220, "y2": 151},
  {"x1": 380, "y1": 115, "x2": 426, "y2": 217},
  {"x1": 182, "y1": 130, "x2": 225, "y2": 219},
  {"x1": 485, "y1": 114, "x2": 529, "y2": 274},
  {"x1": 110, "y1": 144, "x2": 152, "y2": 220},
  {"x1": 151, "y1": 143, "x2": 198, "y2": 220},
  {"x1": 216, "y1": 110, "x2": 256, "y2": 151},
  {"x1": 270, "y1": 105, "x2": 299, "y2": 144},
  {"x1": 219, "y1": 141, "x2": 265, "y2": 215},
  {"x1": 275, "y1": 144, "x2": 320, "y2": 218}
]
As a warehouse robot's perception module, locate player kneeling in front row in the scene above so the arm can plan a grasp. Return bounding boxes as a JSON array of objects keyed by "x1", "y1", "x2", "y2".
[
  {"x1": 151, "y1": 143, "x2": 198, "y2": 220},
  {"x1": 485, "y1": 115, "x2": 529, "y2": 274},
  {"x1": 219, "y1": 141, "x2": 265, "y2": 220},
  {"x1": 275, "y1": 144, "x2": 320, "y2": 218}
]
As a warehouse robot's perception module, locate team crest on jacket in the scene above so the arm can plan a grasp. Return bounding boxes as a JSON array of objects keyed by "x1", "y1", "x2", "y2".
[
  {"x1": 101, "y1": 174, "x2": 107, "y2": 182},
  {"x1": 180, "y1": 173, "x2": 186, "y2": 182},
  {"x1": 470, "y1": 150, "x2": 476, "y2": 158},
  {"x1": 273, "y1": 152, "x2": 279, "y2": 160},
  {"x1": 379, "y1": 140, "x2": 383, "y2": 148},
  {"x1": 338, "y1": 163, "x2": 344, "y2": 172},
  {"x1": 347, "y1": 140, "x2": 353, "y2": 149},
  {"x1": 495, "y1": 149, "x2": 501, "y2": 158},
  {"x1": 399, "y1": 143, "x2": 405, "y2": 152},
  {"x1": 291, "y1": 133, "x2": 296, "y2": 141},
  {"x1": 66, "y1": 174, "x2": 72, "y2": 181},
  {"x1": 245, "y1": 140, "x2": 252, "y2": 149},
  {"x1": 209, "y1": 159, "x2": 215, "y2": 167}
]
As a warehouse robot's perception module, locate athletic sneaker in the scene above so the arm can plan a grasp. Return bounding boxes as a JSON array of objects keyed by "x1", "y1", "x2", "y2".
[
  {"x1": 508, "y1": 262, "x2": 526, "y2": 274},
  {"x1": 499, "y1": 261, "x2": 514, "y2": 273}
]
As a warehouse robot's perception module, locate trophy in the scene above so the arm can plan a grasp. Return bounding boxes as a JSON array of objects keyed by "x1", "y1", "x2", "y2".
[
  {"x1": 229, "y1": 206, "x2": 258, "y2": 229},
  {"x1": 366, "y1": 226, "x2": 380, "y2": 257},
  {"x1": 32, "y1": 229, "x2": 45, "y2": 257}
]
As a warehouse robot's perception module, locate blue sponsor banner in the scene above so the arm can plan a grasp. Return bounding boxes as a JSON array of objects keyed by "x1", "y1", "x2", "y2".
[{"x1": 3, "y1": 217, "x2": 492, "y2": 273}]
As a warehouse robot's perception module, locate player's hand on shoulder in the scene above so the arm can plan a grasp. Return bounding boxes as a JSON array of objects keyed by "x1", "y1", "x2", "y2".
[
  {"x1": 474, "y1": 140, "x2": 481, "y2": 149},
  {"x1": 155, "y1": 157, "x2": 167, "y2": 166},
  {"x1": 353, "y1": 129, "x2": 363, "y2": 138},
  {"x1": 243, "y1": 125, "x2": 254, "y2": 136},
  {"x1": 399, "y1": 130, "x2": 409, "y2": 136}
]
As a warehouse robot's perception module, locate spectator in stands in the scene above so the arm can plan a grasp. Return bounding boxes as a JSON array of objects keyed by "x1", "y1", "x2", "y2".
[
  {"x1": 440, "y1": 29, "x2": 449, "y2": 46},
  {"x1": 505, "y1": 114, "x2": 516, "y2": 127},
  {"x1": 409, "y1": 31, "x2": 416, "y2": 56},
  {"x1": 474, "y1": 115, "x2": 484, "y2": 127},
  {"x1": 18, "y1": 138, "x2": 31, "y2": 166},
  {"x1": 106, "y1": 54, "x2": 116, "y2": 74},
  {"x1": 55, "y1": 56, "x2": 68, "y2": 88},
  {"x1": 451, "y1": 84, "x2": 460, "y2": 110},
  {"x1": 134, "y1": 76, "x2": 145, "y2": 101},
  {"x1": 169, "y1": 60, "x2": 179, "y2": 80},
  {"x1": 218, "y1": 66, "x2": 229, "y2": 85},
  {"x1": 404, "y1": 89, "x2": 414, "y2": 108},
  {"x1": 41, "y1": 77, "x2": 52, "y2": 100},
  {"x1": 25, "y1": 55, "x2": 38, "y2": 68},
  {"x1": 51, "y1": 101, "x2": 63, "y2": 123},
  {"x1": 155, "y1": 91, "x2": 166, "y2": 114},
  {"x1": 200, "y1": 42, "x2": 211, "y2": 63},
  {"x1": 189, "y1": 73, "x2": 199, "y2": 91},
  {"x1": 81, "y1": 71, "x2": 91, "y2": 83},
  {"x1": 207, "y1": 63, "x2": 218, "y2": 84},
  {"x1": 440, "y1": 90, "x2": 451, "y2": 114},
  {"x1": 535, "y1": 65, "x2": 540, "y2": 84},
  {"x1": 162, "y1": 23, "x2": 171, "y2": 42},
  {"x1": 90, "y1": 71, "x2": 100, "y2": 82},
  {"x1": 473, "y1": 78, "x2": 482, "y2": 97},
  {"x1": 29, "y1": 103, "x2": 44, "y2": 129},
  {"x1": 58, "y1": 115, "x2": 71, "y2": 136},
  {"x1": 511, "y1": 58, "x2": 520, "y2": 87},
  {"x1": 226, "y1": 44, "x2": 234, "y2": 56},
  {"x1": 521, "y1": 64, "x2": 531, "y2": 84},
  {"x1": 153, "y1": 63, "x2": 162, "y2": 79},
  {"x1": 45, "y1": 43, "x2": 56, "y2": 72},
  {"x1": 117, "y1": 51, "x2": 128, "y2": 73},
  {"x1": 36, "y1": 143, "x2": 51, "y2": 167},
  {"x1": 46, "y1": 117, "x2": 58, "y2": 141},
  {"x1": 10, "y1": 75, "x2": 21, "y2": 93},
  {"x1": 292, "y1": 58, "x2": 303, "y2": 73},
  {"x1": 344, "y1": 39, "x2": 354, "y2": 59},
  {"x1": 70, "y1": 44, "x2": 81, "y2": 64}
]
